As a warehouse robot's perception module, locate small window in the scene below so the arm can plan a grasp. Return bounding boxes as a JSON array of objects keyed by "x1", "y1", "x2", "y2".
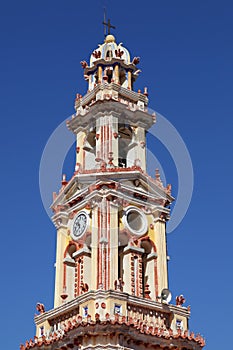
[
  {"x1": 39, "y1": 326, "x2": 44, "y2": 337},
  {"x1": 176, "y1": 319, "x2": 183, "y2": 330},
  {"x1": 106, "y1": 68, "x2": 113, "y2": 83},
  {"x1": 118, "y1": 157, "x2": 126, "y2": 168},
  {"x1": 94, "y1": 71, "x2": 98, "y2": 83},
  {"x1": 119, "y1": 69, "x2": 126, "y2": 85},
  {"x1": 114, "y1": 304, "x2": 122, "y2": 315},
  {"x1": 106, "y1": 50, "x2": 113, "y2": 60},
  {"x1": 83, "y1": 305, "x2": 88, "y2": 317}
]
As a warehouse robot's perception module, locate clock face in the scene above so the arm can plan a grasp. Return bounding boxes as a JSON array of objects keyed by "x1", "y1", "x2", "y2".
[{"x1": 72, "y1": 212, "x2": 88, "y2": 239}]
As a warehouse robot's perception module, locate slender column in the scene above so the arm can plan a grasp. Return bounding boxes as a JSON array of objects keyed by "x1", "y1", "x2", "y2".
[
  {"x1": 152, "y1": 220, "x2": 168, "y2": 295},
  {"x1": 127, "y1": 126, "x2": 146, "y2": 170},
  {"x1": 98, "y1": 204, "x2": 103, "y2": 288},
  {"x1": 114, "y1": 64, "x2": 119, "y2": 84},
  {"x1": 108, "y1": 202, "x2": 119, "y2": 289},
  {"x1": 54, "y1": 228, "x2": 69, "y2": 307},
  {"x1": 111, "y1": 116, "x2": 118, "y2": 167},
  {"x1": 73, "y1": 247, "x2": 92, "y2": 296},
  {"x1": 101, "y1": 198, "x2": 107, "y2": 289},
  {"x1": 122, "y1": 246, "x2": 144, "y2": 297},
  {"x1": 74, "y1": 257, "x2": 82, "y2": 297},
  {"x1": 137, "y1": 127, "x2": 146, "y2": 170},
  {"x1": 145, "y1": 253, "x2": 158, "y2": 300},
  {"x1": 98, "y1": 66, "x2": 103, "y2": 83},
  {"x1": 128, "y1": 71, "x2": 132, "y2": 90},
  {"x1": 98, "y1": 197, "x2": 110, "y2": 289},
  {"x1": 91, "y1": 206, "x2": 99, "y2": 290},
  {"x1": 76, "y1": 131, "x2": 86, "y2": 171},
  {"x1": 88, "y1": 75, "x2": 92, "y2": 90}
]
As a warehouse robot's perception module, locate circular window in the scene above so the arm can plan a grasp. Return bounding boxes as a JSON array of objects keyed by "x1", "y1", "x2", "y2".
[{"x1": 123, "y1": 207, "x2": 148, "y2": 236}]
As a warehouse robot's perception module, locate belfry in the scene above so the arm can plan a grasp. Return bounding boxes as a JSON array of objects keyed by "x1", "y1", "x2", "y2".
[{"x1": 21, "y1": 31, "x2": 205, "y2": 350}]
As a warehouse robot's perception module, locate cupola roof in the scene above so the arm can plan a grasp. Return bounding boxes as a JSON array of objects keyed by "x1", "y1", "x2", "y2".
[{"x1": 90, "y1": 35, "x2": 131, "y2": 66}]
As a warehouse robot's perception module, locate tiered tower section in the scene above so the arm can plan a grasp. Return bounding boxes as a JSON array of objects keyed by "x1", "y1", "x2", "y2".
[{"x1": 20, "y1": 34, "x2": 205, "y2": 350}]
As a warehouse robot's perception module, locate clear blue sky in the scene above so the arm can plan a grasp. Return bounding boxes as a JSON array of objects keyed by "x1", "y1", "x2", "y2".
[{"x1": 1, "y1": 1, "x2": 232, "y2": 349}]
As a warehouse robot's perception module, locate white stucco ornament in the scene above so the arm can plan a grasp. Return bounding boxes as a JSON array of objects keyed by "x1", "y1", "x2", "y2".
[{"x1": 90, "y1": 34, "x2": 131, "y2": 66}]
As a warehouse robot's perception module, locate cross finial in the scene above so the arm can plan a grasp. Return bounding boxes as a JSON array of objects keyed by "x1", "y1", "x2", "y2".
[{"x1": 103, "y1": 9, "x2": 116, "y2": 36}]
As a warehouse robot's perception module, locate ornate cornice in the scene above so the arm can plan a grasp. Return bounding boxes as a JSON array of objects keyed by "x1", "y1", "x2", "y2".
[
  {"x1": 22, "y1": 311, "x2": 205, "y2": 350},
  {"x1": 68, "y1": 99, "x2": 154, "y2": 133},
  {"x1": 51, "y1": 168, "x2": 174, "y2": 209},
  {"x1": 74, "y1": 83, "x2": 148, "y2": 110}
]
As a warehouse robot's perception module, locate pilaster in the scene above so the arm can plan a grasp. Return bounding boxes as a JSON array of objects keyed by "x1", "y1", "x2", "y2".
[
  {"x1": 54, "y1": 227, "x2": 69, "y2": 308},
  {"x1": 152, "y1": 219, "x2": 168, "y2": 294}
]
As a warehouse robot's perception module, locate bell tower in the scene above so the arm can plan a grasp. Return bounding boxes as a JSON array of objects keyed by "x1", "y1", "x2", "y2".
[{"x1": 20, "y1": 33, "x2": 205, "y2": 350}]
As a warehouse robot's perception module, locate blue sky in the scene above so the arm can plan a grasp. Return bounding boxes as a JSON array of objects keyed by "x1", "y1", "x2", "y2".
[{"x1": 0, "y1": 1, "x2": 232, "y2": 349}]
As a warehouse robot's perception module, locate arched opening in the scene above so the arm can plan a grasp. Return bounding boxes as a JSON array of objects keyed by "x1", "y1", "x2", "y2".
[
  {"x1": 94, "y1": 71, "x2": 98, "y2": 84},
  {"x1": 106, "y1": 50, "x2": 113, "y2": 60},
  {"x1": 141, "y1": 239, "x2": 152, "y2": 297},
  {"x1": 140, "y1": 238, "x2": 158, "y2": 299},
  {"x1": 85, "y1": 128, "x2": 96, "y2": 149},
  {"x1": 63, "y1": 243, "x2": 77, "y2": 301},
  {"x1": 106, "y1": 67, "x2": 113, "y2": 83},
  {"x1": 119, "y1": 68, "x2": 126, "y2": 86},
  {"x1": 84, "y1": 128, "x2": 96, "y2": 170},
  {"x1": 85, "y1": 232, "x2": 92, "y2": 249},
  {"x1": 118, "y1": 124, "x2": 132, "y2": 168},
  {"x1": 118, "y1": 231, "x2": 129, "y2": 280}
]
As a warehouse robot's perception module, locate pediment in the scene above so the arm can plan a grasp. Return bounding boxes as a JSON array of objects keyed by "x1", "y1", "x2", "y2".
[
  {"x1": 51, "y1": 170, "x2": 174, "y2": 213},
  {"x1": 118, "y1": 175, "x2": 171, "y2": 202}
]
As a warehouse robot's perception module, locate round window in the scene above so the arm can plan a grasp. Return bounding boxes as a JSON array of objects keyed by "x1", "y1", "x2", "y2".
[{"x1": 124, "y1": 207, "x2": 148, "y2": 236}]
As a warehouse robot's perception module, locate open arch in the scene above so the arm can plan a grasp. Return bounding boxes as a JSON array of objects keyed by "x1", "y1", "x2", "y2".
[
  {"x1": 118, "y1": 124, "x2": 133, "y2": 168},
  {"x1": 118, "y1": 230, "x2": 130, "y2": 280},
  {"x1": 140, "y1": 237, "x2": 158, "y2": 299},
  {"x1": 106, "y1": 50, "x2": 113, "y2": 60},
  {"x1": 63, "y1": 242, "x2": 79, "y2": 301}
]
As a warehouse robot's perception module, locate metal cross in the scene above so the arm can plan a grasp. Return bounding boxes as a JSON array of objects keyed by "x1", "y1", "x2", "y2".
[{"x1": 103, "y1": 18, "x2": 116, "y2": 36}]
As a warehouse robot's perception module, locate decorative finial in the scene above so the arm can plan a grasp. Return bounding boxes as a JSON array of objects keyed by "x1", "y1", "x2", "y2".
[
  {"x1": 103, "y1": 9, "x2": 116, "y2": 36},
  {"x1": 36, "y1": 303, "x2": 45, "y2": 314},
  {"x1": 61, "y1": 174, "x2": 67, "y2": 186},
  {"x1": 176, "y1": 294, "x2": 186, "y2": 306}
]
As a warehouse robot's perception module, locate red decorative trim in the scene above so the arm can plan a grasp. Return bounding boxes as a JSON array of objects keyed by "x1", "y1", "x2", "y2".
[
  {"x1": 20, "y1": 315, "x2": 205, "y2": 349},
  {"x1": 154, "y1": 258, "x2": 159, "y2": 298},
  {"x1": 97, "y1": 207, "x2": 101, "y2": 289},
  {"x1": 107, "y1": 200, "x2": 110, "y2": 290},
  {"x1": 63, "y1": 242, "x2": 79, "y2": 258},
  {"x1": 139, "y1": 237, "x2": 157, "y2": 253},
  {"x1": 63, "y1": 242, "x2": 80, "y2": 298},
  {"x1": 63, "y1": 264, "x2": 67, "y2": 292},
  {"x1": 139, "y1": 237, "x2": 158, "y2": 297},
  {"x1": 83, "y1": 143, "x2": 85, "y2": 171},
  {"x1": 103, "y1": 199, "x2": 107, "y2": 290}
]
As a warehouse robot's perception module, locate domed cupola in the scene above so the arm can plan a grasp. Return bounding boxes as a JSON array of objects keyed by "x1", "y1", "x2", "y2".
[
  {"x1": 80, "y1": 34, "x2": 140, "y2": 91},
  {"x1": 90, "y1": 34, "x2": 131, "y2": 65}
]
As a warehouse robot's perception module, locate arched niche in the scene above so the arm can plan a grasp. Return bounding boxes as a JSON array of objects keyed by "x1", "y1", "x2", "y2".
[
  {"x1": 118, "y1": 124, "x2": 133, "y2": 168},
  {"x1": 118, "y1": 230, "x2": 130, "y2": 280},
  {"x1": 63, "y1": 243, "x2": 78, "y2": 301},
  {"x1": 83, "y1": 127, "x2": 96, "y2": 170},
  {"x1": 140, "y1": 238, "x2": 158, "y2": 300}
]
